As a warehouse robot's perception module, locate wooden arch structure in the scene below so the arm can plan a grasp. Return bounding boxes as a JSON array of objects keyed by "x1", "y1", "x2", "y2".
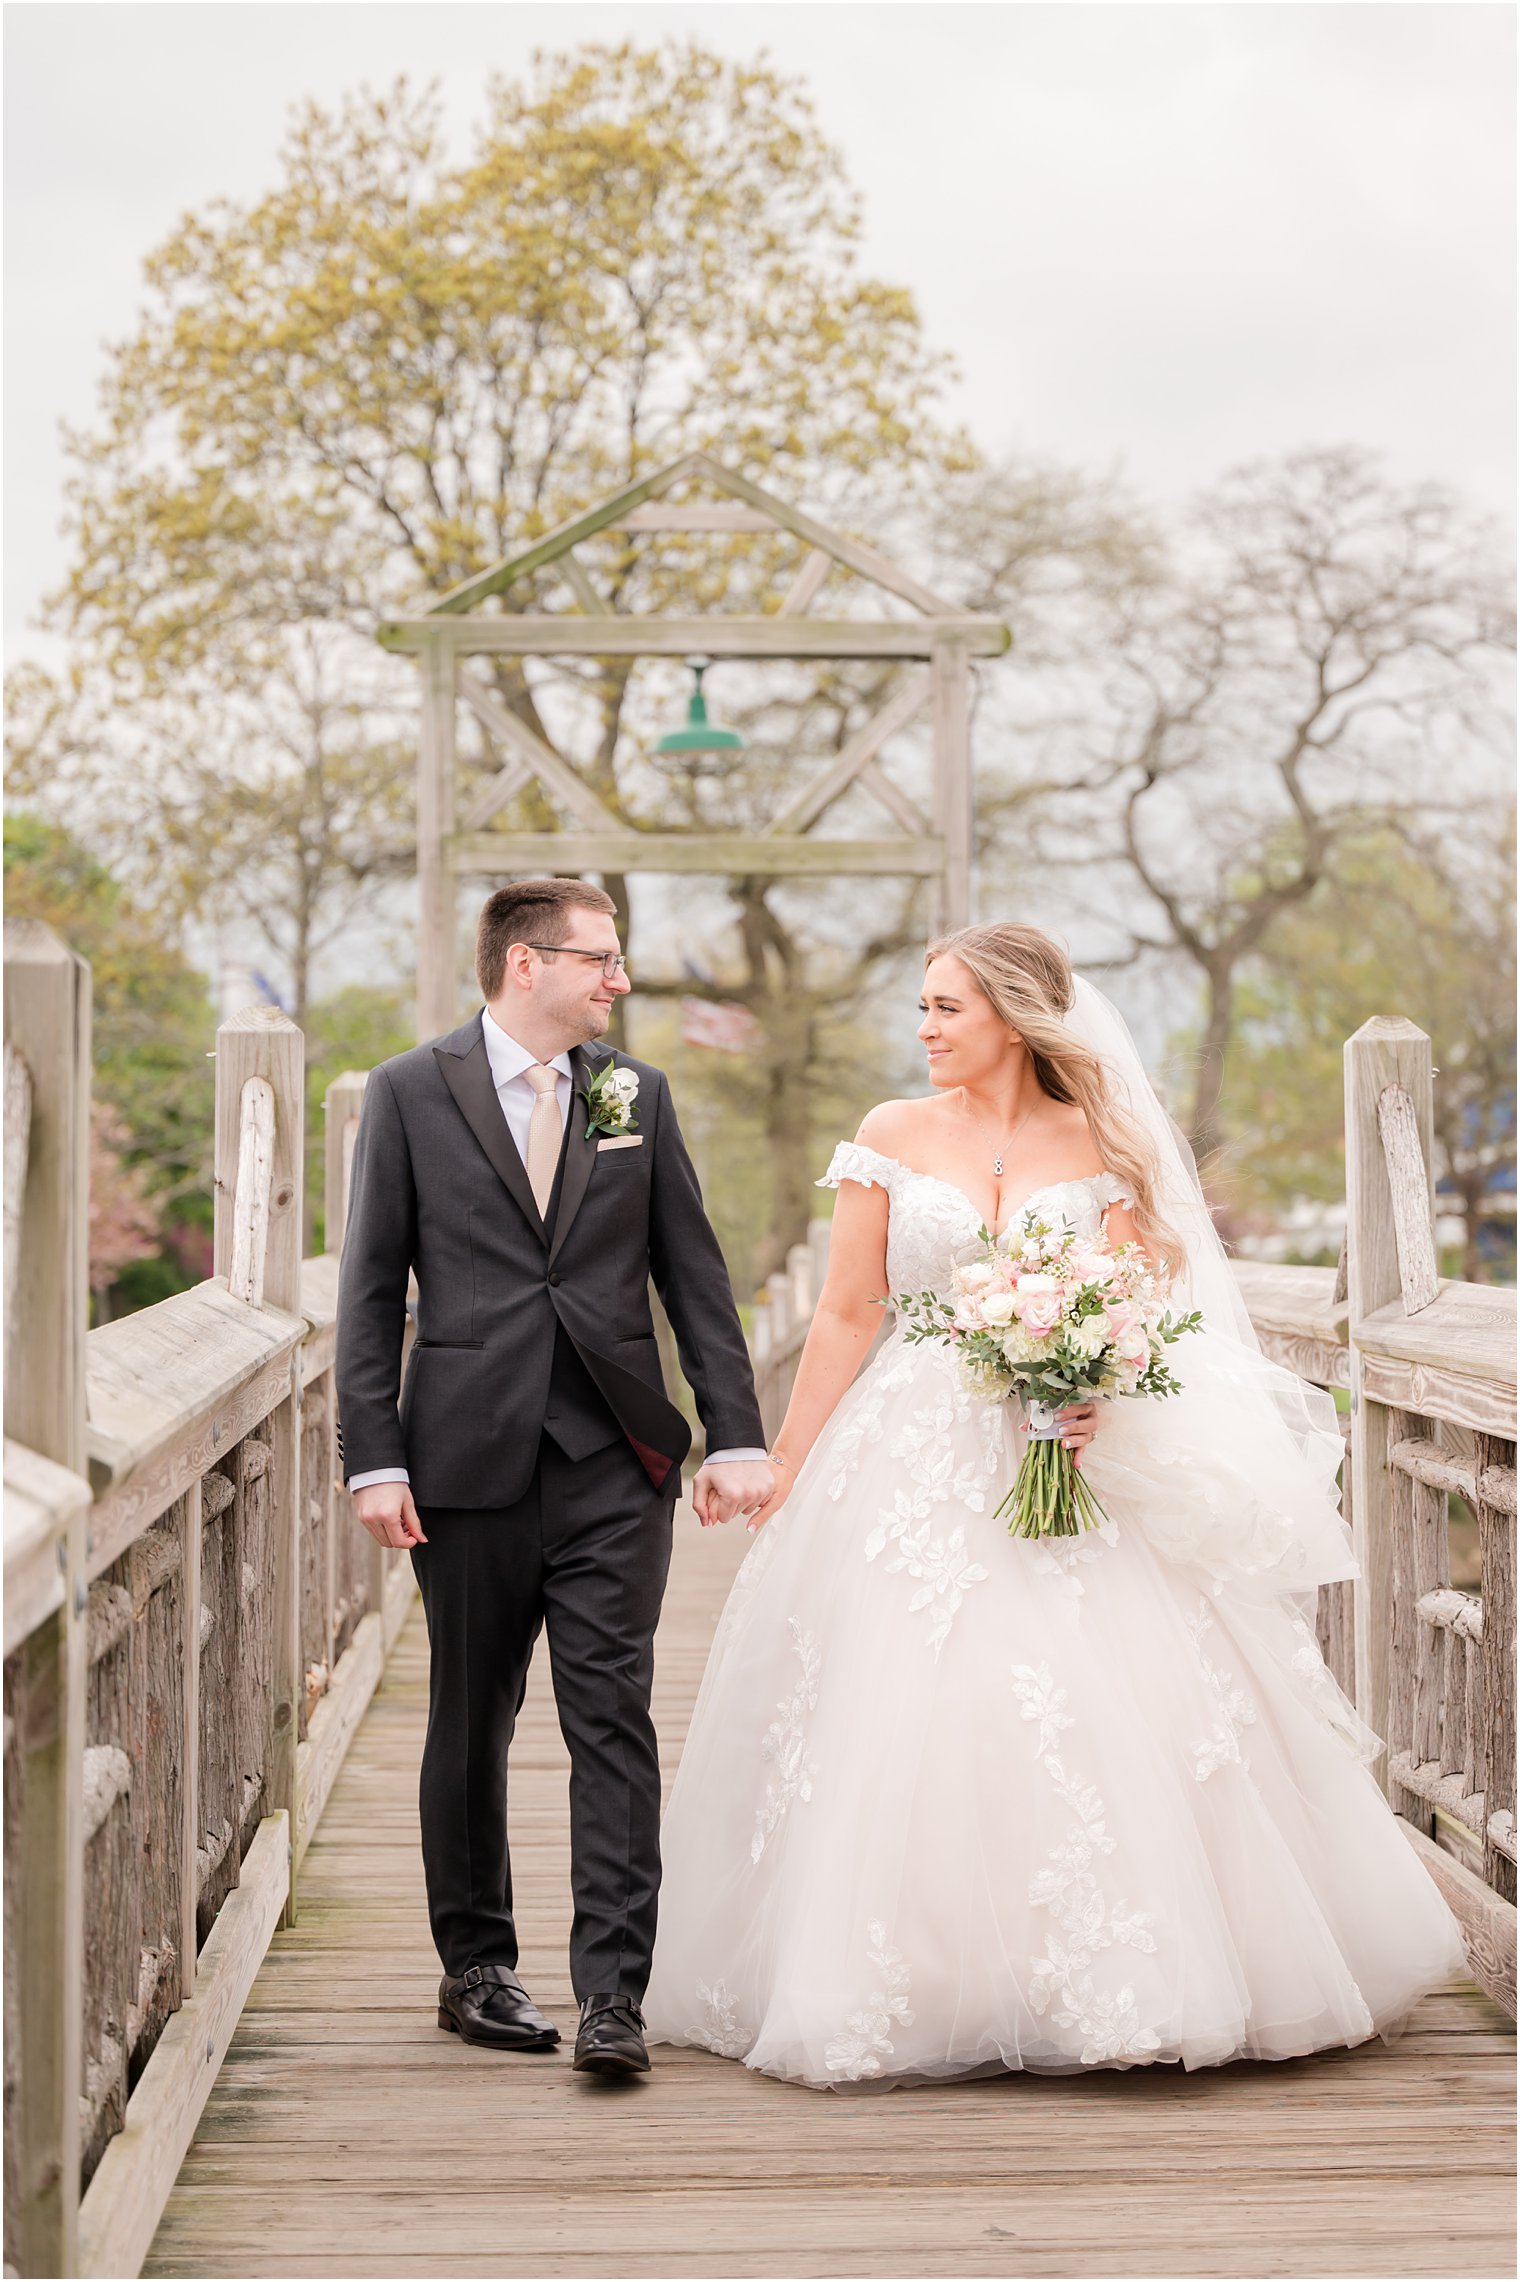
[{"x1": 376, "y1": 452, "x2": 1010, "y2": 1039}]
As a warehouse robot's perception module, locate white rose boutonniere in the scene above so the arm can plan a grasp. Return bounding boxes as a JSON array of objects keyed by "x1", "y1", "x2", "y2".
[{"x1": 580, "y1": 1059, "x2": 640, "y2": 1140}]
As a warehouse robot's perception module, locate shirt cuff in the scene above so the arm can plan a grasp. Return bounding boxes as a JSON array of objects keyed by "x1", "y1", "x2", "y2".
[
  {"x1": 347, "y1": 1467, "x2": 411, "y2": 1492},
  {"x1": 703, "y1": 1448, "x2": 769, "y2": 1465}
]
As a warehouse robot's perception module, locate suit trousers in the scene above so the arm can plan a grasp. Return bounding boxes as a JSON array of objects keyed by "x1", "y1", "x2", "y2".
[{"x1": 411, "y1": 1434, "x2": 677, "y2": 2000}]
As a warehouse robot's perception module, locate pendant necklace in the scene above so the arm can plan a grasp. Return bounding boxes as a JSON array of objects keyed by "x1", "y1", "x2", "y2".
[{"x1": 965, "y1": 1096, "x2": 1038, "y2": 1179}]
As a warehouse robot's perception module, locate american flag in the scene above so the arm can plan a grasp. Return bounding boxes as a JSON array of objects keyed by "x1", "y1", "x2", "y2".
[{"x1": 679, "y1": 997, "x2": 762, "y2": 1055}]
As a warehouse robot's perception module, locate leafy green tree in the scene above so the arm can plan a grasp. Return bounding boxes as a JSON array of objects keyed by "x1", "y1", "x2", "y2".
[
  {"x1": 11, "y1": 42, "x2": 1144, "y2": 1271},
  {"x1": 1210, "y1": 826, "x2": 1515, "y2": 1281},
  {"x1": 301, "y1": 983, "x2": 416, "y2": 1250},
  {"x1": 3, "y1": 812, "x2": 217, "y2": 1305}
]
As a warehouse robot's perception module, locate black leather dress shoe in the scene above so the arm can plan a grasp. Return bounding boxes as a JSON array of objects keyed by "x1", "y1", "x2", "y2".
[
  {"x1": 437, "y1": 1964, "x2": 559, "y2": 2050},
  {"x1": 573, "y1": 1992, "x2": 650, "y2": 2075}
]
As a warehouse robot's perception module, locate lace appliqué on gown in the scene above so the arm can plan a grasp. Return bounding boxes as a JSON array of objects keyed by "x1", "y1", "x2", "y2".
[
  {"x1": 1028, "y1": 1526, "x2": 1118, "y2": 1607},
  {"x1": 823, "y1": 1923, "x2": 915, "y2": 2081},
  {"x1": 752, "y1": 1618, "x2": 821, "y2": 1862},
  {"x1": 1013, "y1": 1662, "x2": 1161, "y2": 2066},
  {"x1": 1187, "y1": 1598, "x2": 1258, "y2": 1781},
  {"x1": 862, "y1": 1381, "x2": 999, "y2": 1655},
  {"x1": 690, "y1": 1981, "x2": 751, "y2": 2060},
  {"x1": 639, "y1": 1137, "x2": 1466, "y2": 2085}
]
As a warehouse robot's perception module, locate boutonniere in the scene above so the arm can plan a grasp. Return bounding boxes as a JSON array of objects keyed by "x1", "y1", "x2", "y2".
[{"x1": 580, "y1": 1058, "x2": 640, "y2": 1140}]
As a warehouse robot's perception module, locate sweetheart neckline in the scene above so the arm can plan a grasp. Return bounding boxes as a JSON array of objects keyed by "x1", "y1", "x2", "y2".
[{"x1": 841, "y1": 1143, "x2": 1117, "y2": 1240}]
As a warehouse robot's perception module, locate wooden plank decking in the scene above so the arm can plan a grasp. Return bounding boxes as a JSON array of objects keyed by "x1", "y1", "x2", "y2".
[{"x1": 146, "y1": 1511, "x2": 1516, "y2": 2281}]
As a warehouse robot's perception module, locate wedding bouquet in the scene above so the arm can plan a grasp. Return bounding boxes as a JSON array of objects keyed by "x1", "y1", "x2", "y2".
[{"x1": 896, "y1": 1219, "x2": 1201, "y2": 1540}]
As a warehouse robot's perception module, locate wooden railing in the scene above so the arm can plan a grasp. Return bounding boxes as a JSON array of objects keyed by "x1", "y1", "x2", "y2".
[
  {"x1": 2, "y1": 921, "x2": 399, "y2": 2280},
  {"x1": 759, "y1": 1017, "x2": 1516, "y2": 2014}
]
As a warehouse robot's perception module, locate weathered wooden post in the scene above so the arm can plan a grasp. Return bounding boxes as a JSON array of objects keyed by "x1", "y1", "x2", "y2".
[
  {"x1": 323, "y1": 1070, "x2": 381, "y2": 1622},
  {"x1": 2, "y1": 919, "x2": 92, "y2": 2276},
  {"x1": 1344, "y1": 1016, "x2": 1437, "y2": 1781},
  {"x1": 1478, "y1": 1431, "x2": 1517, "y2": 1906},
  {"x1": 322, "y1": 1072, "x2": 367, "y2": 1260},
  {"x1": 213, "y1": 1007, "x2": 305, "y2": 1924},
  {"x1": 416, "y1": 640, "x2": 459, "y2": 1042},
  {"x1": 931, "y1": 638, "x2": 973, "y2": 933}
]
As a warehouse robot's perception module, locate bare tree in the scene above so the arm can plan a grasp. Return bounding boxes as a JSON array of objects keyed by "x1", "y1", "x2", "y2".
[{"x1": 998, "y1": 448, "x2": 1513, "y2": 1164}]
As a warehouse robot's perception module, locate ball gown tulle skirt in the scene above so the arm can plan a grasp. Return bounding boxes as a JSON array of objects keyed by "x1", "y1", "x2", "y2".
[{"x1": 643, "y1": 1152, "x2": 1466, "y2": 2090}]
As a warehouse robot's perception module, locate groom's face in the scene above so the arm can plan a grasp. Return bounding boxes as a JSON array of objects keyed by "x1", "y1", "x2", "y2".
[{"x1": 530, "y1": 914, "x2": 632, "y2": 1044}]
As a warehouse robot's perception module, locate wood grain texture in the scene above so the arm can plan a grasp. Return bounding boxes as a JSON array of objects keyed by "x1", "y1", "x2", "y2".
[
  {"x1": 451, "y1": 830, "x2": 946, "y2": 878},
  {"x1": 779, "y1": 546, "x2": 833, "y2": 615},
  {"x1": 321, "y1": 1076, "x2": 367, "y2": 1259},
  {"x1": 381, "y1": 616, "x2": 1011, "y2": 660},
  {"x1": 930, "y1": 641, "x2": 973, "y2": 933},
  {"x1": 455, "y1": 666, "x2": 622, "y2": 832},
  {"x1": 145, "y1": 1514, "x2": 1515, "y2": 2282},
  {"x1": 85, "y1": 1296, "x2": 302, "y2": 1582},
  {"x1": 1375, "y1": 1084, "x2": 1441, "y2": 1314},
  {"x1": 4, "y1": 1036, "x2": 32, "y2": 1357},
  {"x1": 762, "y1": 667, "x2": 932, "y2": 837},
  {"x1": 1345, "y1": 1020, "x2": 1435, "y2": 1767},
  {"x1": 213, "y1": 1011, "x2": 304, "y2": 1319},
  {"x1": 416, "y1": 641, "x2": 458, "y2": 1043},
  {"x1": 3, "y1": 1435, "x2": 90, "y2": 1655},
  {"x1": 2, "y1": 918, "x2": 91, "y2": 1475},
  {"x1": 80, "y1": 1814, "x2": 290, "y2": 2282},
  {"x1": 1399, "y1": 1819, "x2": 1516, "y2": 2018},
  {"x1": 618, "y1": 504, "x2": 779, "y2": 531},
  {"x1": 1478, "y1": 1431, "x2": 1517, "y2": 1906}
]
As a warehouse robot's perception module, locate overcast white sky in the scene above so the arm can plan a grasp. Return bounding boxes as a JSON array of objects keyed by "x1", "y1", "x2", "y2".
[{"x1": 4, "y1": 0, "x2": 1515, "y2": 666}]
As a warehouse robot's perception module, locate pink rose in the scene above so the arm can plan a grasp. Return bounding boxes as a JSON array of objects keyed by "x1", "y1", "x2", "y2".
[{"x1": 1016, "y1": 1290, "x2": 1063, "y2": 1338}]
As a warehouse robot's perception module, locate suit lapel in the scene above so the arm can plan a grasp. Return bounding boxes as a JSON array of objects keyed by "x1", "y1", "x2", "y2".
[
  {"x1": 549, "y1": 1044, "x2": 604, "y2": 1265},
  {"x1": 433, "y1": 1018, "x2": 548, "y2": 1245}
]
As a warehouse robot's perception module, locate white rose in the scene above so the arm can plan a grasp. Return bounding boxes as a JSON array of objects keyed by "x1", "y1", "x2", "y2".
[
  {"x1": 978, "y1": 1291, "x2": 1016, "y2": 1326},
  {"x1": 1072, "y1": 1313, "x2": 1110, "y2": 1359},
  {"x1": 603, "y1": 1069, "x2": 639, "y2": 1102},
  {"x1": 1015, "y1": 1272, "x2": 1058, "y2": 1293},
  {"x1": 958, "y1": 1261, "x2": 996, "y2": 1293}
]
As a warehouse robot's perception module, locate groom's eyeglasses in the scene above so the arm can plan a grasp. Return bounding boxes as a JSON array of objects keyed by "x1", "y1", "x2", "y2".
[{"x1": 525, "y1": 943, "x2": 629, "y2": 980}]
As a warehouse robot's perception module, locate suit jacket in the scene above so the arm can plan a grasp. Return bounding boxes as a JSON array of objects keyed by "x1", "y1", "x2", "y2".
[{"x1": 334, "y1": 1013, "x2": 765, "y2": 1509}]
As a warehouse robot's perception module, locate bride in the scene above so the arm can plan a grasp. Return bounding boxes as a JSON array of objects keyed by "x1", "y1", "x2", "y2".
[{"x1": 643, "y1": 922, "x2": 1465, "y2": 2087}]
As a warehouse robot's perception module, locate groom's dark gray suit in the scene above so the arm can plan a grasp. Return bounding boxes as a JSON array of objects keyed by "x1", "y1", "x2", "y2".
[{"x1": 335, "y1": 1011, "x2": 764, "y2": 1997}]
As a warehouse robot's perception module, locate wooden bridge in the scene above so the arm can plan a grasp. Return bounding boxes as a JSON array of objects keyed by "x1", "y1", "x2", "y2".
[{"x1": 4, "y1": 923, "x2": 1516, "y2": 2279}]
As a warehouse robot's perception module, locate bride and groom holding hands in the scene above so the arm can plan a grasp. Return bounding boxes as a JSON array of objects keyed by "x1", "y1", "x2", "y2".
[{"x1": 335, "y1": 877, "x2": 1463, "y2": 2088}]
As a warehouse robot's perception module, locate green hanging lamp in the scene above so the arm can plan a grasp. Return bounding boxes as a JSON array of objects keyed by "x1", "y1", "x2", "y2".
[{"x1": 653, "y1": 658, "x2": 745, "y2": 760}]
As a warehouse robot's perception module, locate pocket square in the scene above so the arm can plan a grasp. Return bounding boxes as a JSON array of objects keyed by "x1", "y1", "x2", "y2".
[{"x1": 597, "y1": 1134, "x2": 644, "y2": 1152}]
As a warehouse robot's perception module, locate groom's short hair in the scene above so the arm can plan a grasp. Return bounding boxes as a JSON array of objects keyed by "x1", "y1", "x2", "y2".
[{"x1": 476, "y1": 878, "x2": 618, "y2": 998}]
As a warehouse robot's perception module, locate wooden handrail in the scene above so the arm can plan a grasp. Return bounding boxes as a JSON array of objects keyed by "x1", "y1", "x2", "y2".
[{"x1": 2, "y1": 928, "x2": 407, "y2": 2280}]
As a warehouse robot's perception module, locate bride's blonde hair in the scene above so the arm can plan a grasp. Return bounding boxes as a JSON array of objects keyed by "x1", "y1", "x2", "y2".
[{"x1": 925, "y1": 922, "x2": 1186, "y2": 1277}]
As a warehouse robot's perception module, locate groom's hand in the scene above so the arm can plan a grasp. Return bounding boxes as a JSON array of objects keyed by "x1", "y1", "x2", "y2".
[
  {"x1": 351, "y1": 1481, "x2": 428, "y2": 1549},
  {"x1": 691, "y1": 1459, "x2": 775, "y2": 1528}
]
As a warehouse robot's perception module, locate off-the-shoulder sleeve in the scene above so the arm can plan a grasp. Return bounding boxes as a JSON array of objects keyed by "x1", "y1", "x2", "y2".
[
  {"x1": 1094, "y1": 1173, "x2": 1135, "y2": 1211},
  {"x1": 817, "y1": 1140, "x2": 899, "y2": 1193}
]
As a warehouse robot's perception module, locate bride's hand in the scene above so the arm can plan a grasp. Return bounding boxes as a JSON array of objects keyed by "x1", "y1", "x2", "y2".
[
  {"x1": 745, "y1": 1453, "x2": 797, "y2": 1532},
  {"x1": 1056, "y1": 1401, "x2": 1101, "y2": 1468}
]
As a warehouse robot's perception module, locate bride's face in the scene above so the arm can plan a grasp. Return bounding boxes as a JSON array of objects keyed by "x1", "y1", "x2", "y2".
[{"x1": 918, "y1": 955, "x2": 1019, "y2": 1089}]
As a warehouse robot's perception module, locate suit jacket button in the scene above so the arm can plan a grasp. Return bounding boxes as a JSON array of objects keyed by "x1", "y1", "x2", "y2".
[{"x1": 548, "y1": 1273, "x2": 561, "y2": 1287}]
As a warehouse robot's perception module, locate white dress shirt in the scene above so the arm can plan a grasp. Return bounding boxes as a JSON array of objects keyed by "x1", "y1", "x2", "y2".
[{"x1": 348, "y1": 1006, "x2": 764, "y2": 1489}]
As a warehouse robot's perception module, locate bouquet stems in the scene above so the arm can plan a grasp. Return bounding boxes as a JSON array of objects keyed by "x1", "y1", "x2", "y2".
[{"x1": 995, "y1": 1410, "x2": 1112, "y2": 1540}]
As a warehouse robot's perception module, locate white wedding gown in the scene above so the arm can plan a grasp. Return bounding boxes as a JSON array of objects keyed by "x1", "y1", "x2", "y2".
[{"x1": 644, "y1": 1143, "x2": 1466, "y2": 2088}]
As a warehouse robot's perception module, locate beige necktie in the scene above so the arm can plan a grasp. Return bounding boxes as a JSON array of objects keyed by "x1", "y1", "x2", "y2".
[{"x1": 522, "y1": 1062, "x2": 563, "y2": 1217}]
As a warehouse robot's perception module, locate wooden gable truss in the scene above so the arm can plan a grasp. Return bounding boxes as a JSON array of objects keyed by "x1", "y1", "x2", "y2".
[{"x1": 376, "y1": 451, "x2": 1009, "y2": 1036}]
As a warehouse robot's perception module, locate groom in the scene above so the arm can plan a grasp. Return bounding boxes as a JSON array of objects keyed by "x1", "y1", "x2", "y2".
[{"x1": 335, "y1": 879, "x2": 771, "y2": 2073}]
